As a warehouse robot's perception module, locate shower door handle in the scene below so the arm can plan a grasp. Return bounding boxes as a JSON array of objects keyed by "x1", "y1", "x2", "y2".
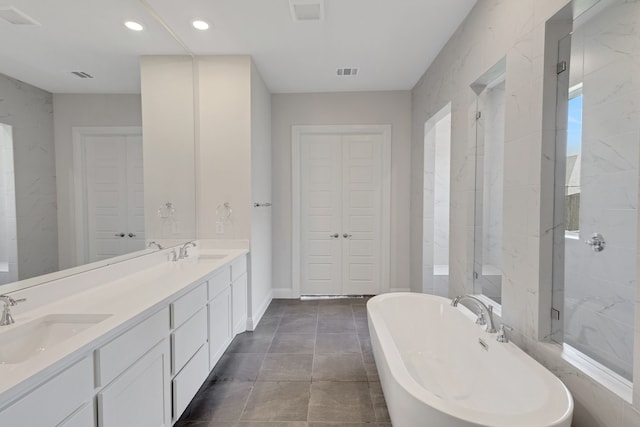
[
  {"x1": 330, "y1": 233, "x2": 339, "y2": 238},
  {"x1": 343, "y1": 233, "x2": 352, "y2": 238},
  {"x1": 585, "y1": 233, "x2": 605, "y2": 252}
]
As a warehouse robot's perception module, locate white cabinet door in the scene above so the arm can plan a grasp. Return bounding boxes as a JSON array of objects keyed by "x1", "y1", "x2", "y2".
[
  {"x1": 209, "y1": 285, "x2": 232, "y2": 368},
  {"x1": 231, "y1": 273, "x2": 247, "y2": 335},
  {"x1": 97, "y1": 340, "x2": 171, "y2": 427}
]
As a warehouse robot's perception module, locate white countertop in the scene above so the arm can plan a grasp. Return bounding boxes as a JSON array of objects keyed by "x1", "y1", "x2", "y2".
[{"x1": 0, "y1": 248, "x2": 248, "y2": 407}]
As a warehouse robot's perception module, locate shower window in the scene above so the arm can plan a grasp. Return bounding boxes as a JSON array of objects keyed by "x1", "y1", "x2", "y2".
[{"x1": 565, "y1": 84, "x2": 582, "y2": 236}]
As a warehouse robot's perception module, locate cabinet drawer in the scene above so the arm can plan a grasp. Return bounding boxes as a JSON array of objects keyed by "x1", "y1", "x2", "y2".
[
  {"x1": 172, "y1": 344, "x2": 209, "y2": 420},
  {"x1": 0, "y1": 357, "x2": 93, "y2": 426},
  {"x1": 172, "y1": 307, "x2": 208, "y2": 374},
  {"x1": 231, "y1": 256, "x2": 247, "y2": 281},
  {"x1": 59, "y1": 402, "x2": 94, "y2": 427},
  {"x1": 172, "y1": 282, "x2": 207, "y2": 328},
  {"x1": 208, "y1": 266, "x2": 230, "y2": 301},
  {"x1": 96, "y1": 307, "x2": 169, "y2": 386}
]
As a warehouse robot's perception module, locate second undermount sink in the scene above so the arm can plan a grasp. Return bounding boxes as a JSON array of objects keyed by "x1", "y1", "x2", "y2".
[{"x1": 0, "y1": 313, "x2": 111, "y2": 365}]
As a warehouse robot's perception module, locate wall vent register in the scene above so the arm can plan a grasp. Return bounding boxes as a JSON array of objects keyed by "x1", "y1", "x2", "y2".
[{"x1": 336, "y1": 68, "x2": 359, "y2": 76}]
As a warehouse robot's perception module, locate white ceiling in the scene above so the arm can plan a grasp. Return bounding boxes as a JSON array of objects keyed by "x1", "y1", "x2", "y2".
[{"x1": 0, "y1": 0, "x2": 476, "y2": 94}]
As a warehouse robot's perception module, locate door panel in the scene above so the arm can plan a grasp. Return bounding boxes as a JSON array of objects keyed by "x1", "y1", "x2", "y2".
[
  {"x1": 342, "y1": 134, "x2": 382, "y2": 295},
  {"x1": 300, "y1": 134, "x2": 343, "y2": 294}
]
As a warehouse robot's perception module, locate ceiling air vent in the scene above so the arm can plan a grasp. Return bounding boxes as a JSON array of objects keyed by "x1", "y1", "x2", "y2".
[
  {"x1": 336, "y1": 68, "x2": 359, "y2": 77},
  {"x1": 71, "y1": 71, "x2": 94, "y2": 79},
  {"x1": 289, "y1": 0, "x2": 324, "y2": 22},
  {"x1": 0, "y1": 7, "x2": 40, "y2": 26}
]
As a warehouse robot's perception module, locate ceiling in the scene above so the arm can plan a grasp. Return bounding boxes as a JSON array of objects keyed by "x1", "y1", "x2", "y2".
[{"x1": 0, "y1": 0, "x2": 477, "y2": 94}]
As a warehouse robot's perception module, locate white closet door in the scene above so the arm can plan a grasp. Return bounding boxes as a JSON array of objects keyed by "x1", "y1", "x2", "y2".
[
  {"x1": 300, "y1": 134, "x2": 343, "y2": 295},
  {"x1": 342, "y1": 134, "x2": 383, "y2": 295},
  {"x1": 85, "y1": 135, "x2": 129, "y2": 262},
  {"x1": 125, "y1": 135, "x2": 146, "y2": 253}
]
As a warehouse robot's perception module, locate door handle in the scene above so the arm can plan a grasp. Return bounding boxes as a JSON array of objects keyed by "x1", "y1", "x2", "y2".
[
  {"x1": 114, "y1": 233, "x2": 125, "y2": 237},
  {"x1": 330, "y1": 233, "x2": 339, "y2": 238},
  {"x1": 585, "y1": 232, "x2": 605, "y2": 252},
  {"x1": 128, "y1": 233, "x2": 136, "y2": 238},
  {"x1": 343, "y1": 233, "x2": 352, "y2": 238}
]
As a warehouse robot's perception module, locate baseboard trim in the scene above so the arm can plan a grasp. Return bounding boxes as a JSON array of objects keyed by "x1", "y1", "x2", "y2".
[
  {"x1": 389, "y1": 288, "x2": 411, "y2": 293},
  {"x1": 272, "y1": 288, "x2": 294, "y2": 299},
  {"x1": 247, "y1": 289, "x2": 273, "y2": 330}
]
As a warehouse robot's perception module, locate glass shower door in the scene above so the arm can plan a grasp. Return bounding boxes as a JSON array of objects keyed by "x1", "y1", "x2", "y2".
[{"x1": 553, "y1": 0, "x2": 638, "y2": 381}]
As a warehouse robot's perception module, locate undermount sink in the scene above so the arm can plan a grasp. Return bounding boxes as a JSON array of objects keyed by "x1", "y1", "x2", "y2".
[
  {"x1": 0, "y1": 313, "x2": 111, "y2": 365},
  {"x1": 198, "y1": 254, "x2": 228, "y2": 261}
]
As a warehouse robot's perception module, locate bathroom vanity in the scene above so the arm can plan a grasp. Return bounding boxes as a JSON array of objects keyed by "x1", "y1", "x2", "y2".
[{"x1": 0, "y1": 248, "x2": 249, "y2": 426}]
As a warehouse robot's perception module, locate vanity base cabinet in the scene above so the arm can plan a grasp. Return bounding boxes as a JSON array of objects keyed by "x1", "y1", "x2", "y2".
[
  {"x1": 0, "y1": 356, "x2": 93, "y2": 427},
  {"x1": 172, "y1": 344, "x2": 209, "y2": 420},
  {"x1": 208, "y1": 285, "x2": 232, "y2": 369},
  {"x1": 97, "y1": 339, "x2": 171, "y2": 427},
  {"x1": 231, "y1": 273, "x2": 247, "y2": 336},
  {"x1": 59, "y1": 402, "x2": 95, "y2": 427}
]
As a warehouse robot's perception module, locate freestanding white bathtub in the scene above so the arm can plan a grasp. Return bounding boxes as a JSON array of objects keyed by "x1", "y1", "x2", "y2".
[{"x1": 367, "y1": 293, "x2": 573, "y2": 427}]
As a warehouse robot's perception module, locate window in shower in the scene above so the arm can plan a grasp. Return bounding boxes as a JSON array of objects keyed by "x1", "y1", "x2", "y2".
[
  {"x1": 471, "y1": 58, "x2": 506, "y2": 306},
  {"x1": 423, "y1": 103, "x2": 451, "y2": 297},
  {"x1": 552, "y1": 0, "x2": 637, "y2": 383},
  {"x1": 565, "y1": 84, "x2": 582, "y2": 236}
]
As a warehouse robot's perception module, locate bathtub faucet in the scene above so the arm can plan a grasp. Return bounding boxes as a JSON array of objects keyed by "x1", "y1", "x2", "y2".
[{"x1": 451, "y1": 295, "x2": 497, "y2": 333}]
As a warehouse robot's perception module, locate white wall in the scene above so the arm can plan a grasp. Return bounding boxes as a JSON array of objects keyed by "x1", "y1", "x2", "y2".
[
  {"x1": 196, "y1": 56, "x2": 252, "y2": 241},
  {"x1": 271, "y1": 91, "x2": 411, "y2": 296},
  {"x1": 249, "y1": 62, "x2": 272, "y2": 325},
  {"x1": 140, "y1": 56, "x2": 196, "y2": 247},
  {"x1": 0, "y1": 74, "x2": 57, "y2": 282},
  {"x1": 410, "y1": 0, "x2": 640, "y2": 424},
  {"x1": 53, "y1": 94, "x2": 143, "y2": 269}
]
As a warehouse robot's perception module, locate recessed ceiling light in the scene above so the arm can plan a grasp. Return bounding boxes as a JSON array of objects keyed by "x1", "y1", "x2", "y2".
[
  {"x1": 192, "y1": 20, "x2": 210, "y2": 30},
  {"x1": 124, "y1": 21, "x2": 144, "y2": 31}
]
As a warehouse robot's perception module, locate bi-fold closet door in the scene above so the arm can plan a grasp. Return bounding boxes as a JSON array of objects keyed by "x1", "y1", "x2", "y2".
[{"x1": 300, "y1": 132, "x2": 383, "y2": 296}]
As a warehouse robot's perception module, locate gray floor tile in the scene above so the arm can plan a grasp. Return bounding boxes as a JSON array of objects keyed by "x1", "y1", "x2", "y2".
[
  {"x1": 317, "y1": 317, "x2": 356, "y2": 334},
  {"x1": 308, "y1": 382, "x2": 376, "y2": 423},
  {"x1": 308, "y1": 424, "x2": 389, "y2": 427},
  {"x1": 241, "y1": 381, "x2": 311, "y2": 422},
  {"x1": 318, "y1": 305, "x2": 353, "y2": 317},
  {"x1": 179, "y1": 381, "x2": 253, "y2": 423},
  {"x1": 236, "y1": 423, "x2": 308, "y2": 427},
  {"x1": 354, "y1": 318, "x2": 369, "y2": 335},
  {"x1": 282, "y1": 304, "x2": 319, "y2": 316},
  {"x1": 315, "y1": 333, "x2": 361, "y2": 354},
  {"x1": 364, "y1": 360, "x2": 379, "y2": 382},
  {"x1": 269, "y1": 333, "x2": 315, "y2": 354},
  {"x1": 253, "y1": 317, "x2": 282, "y2": 335},
  {"x1": 312, "y1": 354, "x2": 367, "y2": 381},
  {"x1": 368, "y1": 381, "x2": 391, "y2": 422},
  {"x1": 211, "y1": 353, "x2": 266, "y2": 381},
  {"x1": 227, "y1": 333, "x2": 274, "y2": 353},
  {"x1": 258, "y1": 354, "x2": 313, "y2": 381},
  {"x1": 278, "y1": 316, "x2": 317, "y2": 333}
]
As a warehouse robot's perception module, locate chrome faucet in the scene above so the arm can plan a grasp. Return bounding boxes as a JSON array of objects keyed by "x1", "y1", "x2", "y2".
[
  {"x1": 451, "y1": 295, "x2": 497, "y2": 333},
  {"x1": 0, "y1": 295, "x2": 26, "y2": 326},
  {"x1": 179, "y1": 241, "x2": 197, "y2": 259},
  {"x1": 148, "y1": 241, "x2": 163, "y2": 250}
]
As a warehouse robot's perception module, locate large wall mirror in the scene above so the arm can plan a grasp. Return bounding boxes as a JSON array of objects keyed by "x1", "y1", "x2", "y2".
[{"x1": 0, "y1": 0, "x2": 196, "y2": 290}]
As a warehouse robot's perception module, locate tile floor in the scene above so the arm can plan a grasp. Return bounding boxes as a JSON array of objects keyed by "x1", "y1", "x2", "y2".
[{"x1": 175, "y1": 297, "x2": 391, "y2": 427}]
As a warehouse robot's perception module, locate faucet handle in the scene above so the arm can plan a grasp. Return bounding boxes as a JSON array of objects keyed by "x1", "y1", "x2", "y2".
[
  {"x1": 496, "y1": 324, "x2": 513, "y2": 343},
  {"x1": 475, "y1": 311, "x2": 487, "y2": 326}
]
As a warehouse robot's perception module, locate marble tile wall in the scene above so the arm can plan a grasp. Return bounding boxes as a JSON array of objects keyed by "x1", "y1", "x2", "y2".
[
  {"x1": 410, "y1": 0, "x2": 640, "y2": 423},
  {"x1": 0, "y1": 74, "x2": 57, "y2": 283}
]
